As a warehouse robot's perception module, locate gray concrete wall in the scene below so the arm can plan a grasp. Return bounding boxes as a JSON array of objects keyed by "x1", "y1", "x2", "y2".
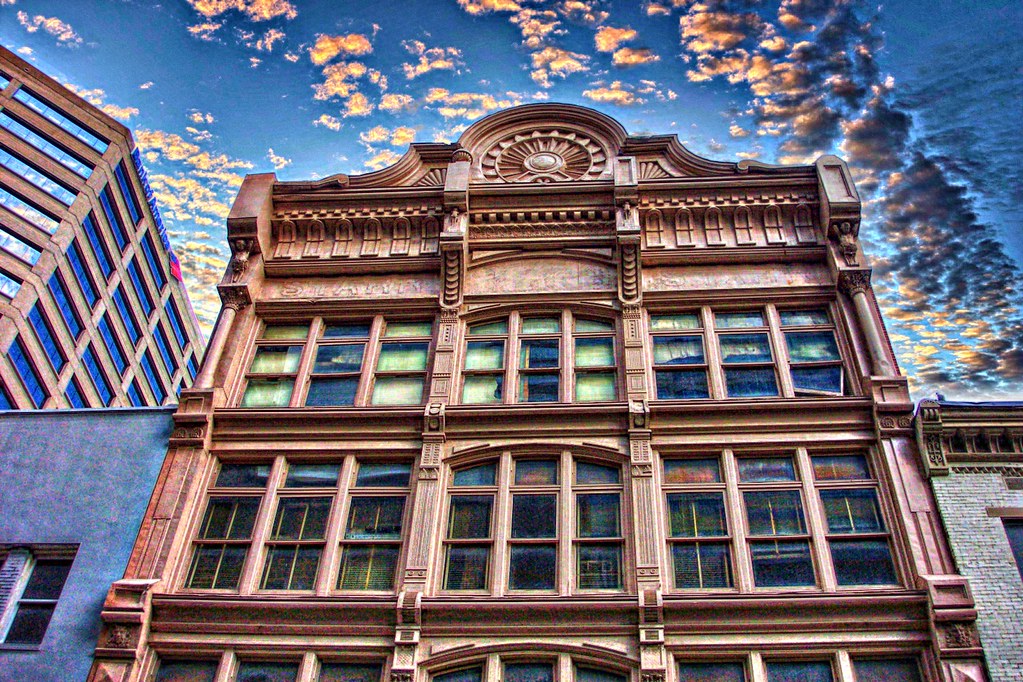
[
  {"x1": 932, "y1": 473, "x2": 1023, "y2": 682},
  {"x1": 0, "y1": 408, "x2": 173, "y2": 682}
]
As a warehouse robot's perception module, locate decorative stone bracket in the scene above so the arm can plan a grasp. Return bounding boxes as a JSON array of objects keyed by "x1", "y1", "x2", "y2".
[
  {"x1": 88, "y1": 579, "x2": 161, "y2": 682},
  {"x1": 916, "y1": 399, "x2": 949, "y2": 477}
]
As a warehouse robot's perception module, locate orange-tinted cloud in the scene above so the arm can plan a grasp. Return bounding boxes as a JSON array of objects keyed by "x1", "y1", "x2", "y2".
[
  {"x1": 309, "y1": 33, "x2": 373, "y2": 65},
  {"x1": 186, "y1": 0, "x2": 297, "y2": 21},
  {"x1": 16, "y1": 11, "x2": 82, "y2": 46},
  {"x1": 594, "y1": 26, "x2": 636, "y2": 52}
]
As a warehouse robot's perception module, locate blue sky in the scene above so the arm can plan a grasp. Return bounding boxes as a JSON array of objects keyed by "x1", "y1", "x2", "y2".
[{"x1": 1, "y1": 0, "x2": 1020, "y2": 399}]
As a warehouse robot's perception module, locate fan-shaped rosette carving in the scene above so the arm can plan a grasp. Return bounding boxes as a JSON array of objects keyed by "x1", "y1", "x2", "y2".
[{"x1": 481, "y1": 129, "x2": 608, "y2": 183}]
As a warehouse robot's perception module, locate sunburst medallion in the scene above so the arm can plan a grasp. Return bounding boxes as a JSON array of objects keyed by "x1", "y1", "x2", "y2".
[{"x1": 480, "y1": 129, "x2": 608, "y2": 183}]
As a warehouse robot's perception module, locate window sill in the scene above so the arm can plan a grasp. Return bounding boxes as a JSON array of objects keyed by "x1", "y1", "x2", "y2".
[{"x1": 0, "y1": 644, "x2": 42, "y2": 652}]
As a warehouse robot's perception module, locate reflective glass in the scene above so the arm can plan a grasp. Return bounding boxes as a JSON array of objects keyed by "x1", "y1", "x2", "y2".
[
  {"x1": 338, "y1": 545, "x2": 399, "y2": 590},
  {"x1": 521, "y1": 317, "x2": 560, "y2": 334},
  {"x1": 653, "y1": 336, "x2": 705, "y2": 365},
  {"x1": 448, "y1": 496, "x2": 492, "y2": 538},
  {"x1": 155, "y1": 660, "x2": 218, "y2": 682},
  {"x1": 725, "y1": 368, "x2": 778, "y2": 397},
  {"x1": 314, "y1": 344, "x2": 365, "y2": 373},
  {"x1": 650, "y1": 313, "x2": 701, "y2": 330},
  {"x1": 0, "y1": 185, "x2": 58, "y2": 232},
  {"x1": 575, "y1": 318, "x2": 614, "y2": 332},
  {"x1": 519, "y1": 373, "x2": 559, "y2": 402},
  {"x1": 236, "y1": 663, "x2": 298, "y2": 682},
  {"x1": 345, "y1": 497, "x2": 405, "y2": 539},
  {"x1": 831, "y1": 539, "x2": 896, "y2": 585},
  {"x1": 791, "y1": 366, "x2": 842, "y2": 394},
  {"x1": 250, "y1": 346, "x2": 302, "y2": 374},
  {"x1": 785, "y1": 331, "x2": 840, "y2": 362},
  {"x1": 664, "y1": 459, "x2": 720, "y2": 484},
  {"x1": 383, "y1": 320, "x2": 432, "y2": 337},
  {"x1": 577, "y1": 493, "x2": 620, "y2": 537},
  {"x1": 750, "y1": 540, "x2": 815, "y2": 587},
  {"x1": 577, "y1": 543, "x2": 621, "y2": 588},
  {"x1": 737, "y1": 457, "x2": 795, "y2": 482},
  {"x1": 241, "y1": 378, "x2": 294, "y2": 407},
  {"x1": 678, "y1": 662, "x2": 745, "y2": 682},
  {"x1": 370, "y1": 376, "x2": 424, "y2": 405},
  {"x1": 852, "y1": 659, "x2": 921, "y2": 682},
  {"x1": 13, "y1": 87, "x2": 108, "y2": 152},
  {"x1": 716, "y1": 311, "x2": 765, "y2": 328},
  {"x1": 576, "y1": 461, "x2": 620, "y2": 485},
  {"x1": 0, "y1": 224, "x2": 41, "y2": 264},
  {"x1": 655, "y1": 370, "x2": 709, "y2": 399},
  {"x1": 285, "y1": 463, "x2": 340, "y2": 487},
  {"x1": 0, "y1": 112, "x2": 92, "y2": 177},
  {"x1": 444, "y1": 546, "x2": 489, "y2": 590},
  {"x1": 765, "y1": 662, "x2": 832, "y2": 682},
  {"x1": 576, "y1": 373, "x2": 615, "y2": 401},
  {"x1": 462, "y1": 374, "x2": 503, "y2": 403},
  {"x1": 812, "y1": 455, "x2": 870, "y2": 480},
  {"x1": 468, "y1": 320, "x2": 507, "y2": 335},
  {"x1": 263, "y1": 324, "x2": 308, "y2": 340},
  {"x1": 323, "y1": 322, "x2": 371, "y2": 337},
  {"x1": 515, "y1": 460, "x2": 558, "y2": 485},
  {"x1": 356, "y1": 462, "x2": 412, "y2": 487},
  {"x1": 719, "y1": 333, "x2": 772, "y2": 363},
  {"x1": 453, "y1": 463, "x2": 497, "y2": 486},
  {"x1": 465, "y1": 340, "x2": 504, "y2": 370},
  {"x1": 820, "y1": 489, "x2": 884, "y2": 533},
  {"x1": 215, "y1": 463, "x2": 270, "y2": 488},
  {"x1": 668, "y1": 493, "x2": 727, "y2": 537},
  {"x1": 434, "y1": 667, "x2": 483, "y2": 682},
  {"x1": 520, "y1": 339, "x2": 559, "y2": 368},
  {"x1": 509, "y1": 544, "x2": 556, "y2": 589},
  {"x1": 306, "y1": 377, "x2": 359, "y2": 406},
  {"x1": 745, "y1": 491, "x2": 806, "y2": 535},
  {"x1": 319, "y1": 663, "x2": 383, "y2": 682},
  {"x1": 575, "y1": 337, "x2": 614, "y2": 367},
  {"x1": 779, "y1": 309, "x2": 830, "y2": 326},
  {"x1": 261, "y1": 545, "x2": 321, "y2": 590},
  {"x1": 512, "y1": 494, "x2": 557, "y2": 538},
  {"x1": 505, "y1": 663, "x2": 554, "y2": 682},
  {"x1": 672, "y1": 542, "x2": 732, "y2": 588},
  {"x1": 376, "y1": 342, "x2": 428, "y2": 371}
]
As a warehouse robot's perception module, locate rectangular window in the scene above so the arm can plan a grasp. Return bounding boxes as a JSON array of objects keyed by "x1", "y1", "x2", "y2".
[
  {"x1": 66, "y1": 241, "x2": 98, "y2": 307},
  {"x1": 98, "y1": 314, "x2": 128, "y2": 375},
  {"x1": 141, "y1": 350, "x2": 166, "y2": 404},
  {"x1": 113, "y1": 286, "x2": 141, "y2": 345},
  {"x1": 237, "y1": 662, "x2": 299, "y2": 682},
  {"x1": 664, "y1": 458, "x2": 732, "y2": 589},
  {"x1": 48, "y1": 273, "x2": 82, "y2": 340},
  {"x1": 678, "y1": 662, "x2": 746, "y2": 682},
  {"x1": 28, "y1": 305, "x2": 65, "y2": 374},
  {"x1": 82, "y1": 344, "x2": 113, "y2": 406},
  {"x1": 0, "y1": 185, "x2": 58, "y2": 233},
  {"x1": 13, "y1": 86, "x2": 109, "y2": 152},
  {"x1": 155, "y1": 660, "x2": 218, "y2": 682},
  {"x1": 575, "y1": 462, "x2": 623, "y2": 589},
  {"x1": 0, "y1": 548, "x2": 75, "y2": 647},
  {"x1": 113, "y1": 163, "x2": 141, "y2": 226},
  {"x1": 99, "y1": 187, "x2": 129, "y2": 250},
  {"x1": 0, "y1": 112, "x2": 92, "y2": 177},
  {"x1": 0, "y1": 270, "x2": 21, "y2": 299},
  {"x1": 0, "y1": 147, "x2": 77, "y2": 205},
  {"x1": 0, "y1": 223, "x2": 41, "y2": 265},
  {"x1": 126, "y1": 379, "x2": 145, "y2": 407},
  {"x1": 82, "y1": 213, "x2": 113, "y2": 278},
  {"x1": 165, "y1": 299, "x2": 187, "y2": 349},
  {"x1": 187, "y1": 354, "x2": 199, "y2": 382},
  {"x1": 141, "y1": 233, "x2": 168, "y2": 290},
  {"x1": 242, "y1": 324, "x2": 308, "y2": 408},
  {"x1": 64, "y1": 377, "x2": 86, "y2": 408},
  {"x1": 371, "y1": 320, "x2": 432, "y2": 405},
  {"x1": 306, "y1": 322, "x2": 369, "y2": 407},
  {"x1": 852, "y1": 659, "x2": 921, "y2": 682},
  {"x1": 9, "y1": 336, "x2": 47, "y2": 407},
  {"x1": 337, "y1": 461, "x2": 411, "y2": 591},
  {"x1": 717, "y1": 311, "x2": 778, "y2": 398},
  {"x1": 126, "y1": 258, "x2": 154, "y2": 316},
  {"x1": 154, "y1": 323, "x2": 177, "y2": 377},
  {"x1": 781, "y1": 309, "x2": 844, "y2": 395},
  {"x1": 651, "y1": 313, "x2": 709, "y2": 399},
  {"x1": 1005, "y1": 521, "x2": 1023, "y2": 581}
]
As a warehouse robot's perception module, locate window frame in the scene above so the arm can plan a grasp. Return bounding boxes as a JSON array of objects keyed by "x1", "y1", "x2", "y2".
[{"x1": 0, "y1": 546, "x2": 76, "y2": 650}]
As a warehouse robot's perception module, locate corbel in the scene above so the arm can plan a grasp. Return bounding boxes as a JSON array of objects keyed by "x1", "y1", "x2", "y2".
[
  {"x1": 391, "y1": 590, "x2": 422, "y2": 682},
  {"x1": 915, "y1": 400, "x2": 949, "y2": 477},
  {"x1": 439, "y1": 150, "x2": 470, "y2": 309},
  {"x1": 815, "y1": 155, "x2": 863, "y2": 267}
]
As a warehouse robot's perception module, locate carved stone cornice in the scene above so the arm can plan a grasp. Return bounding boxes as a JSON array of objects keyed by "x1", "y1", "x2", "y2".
[
  {"x1": 838, "y1": 269, "x2": 871, "y2": 297},
  {"x1": 217, "y1": 283, "x2": 251, "y2": 310}
]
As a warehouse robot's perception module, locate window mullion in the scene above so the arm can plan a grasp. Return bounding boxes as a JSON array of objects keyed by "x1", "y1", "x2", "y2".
[
  {"x1": 748, "y1": 652, "x2": 767, "y2": 682},
  {"x1": 835, "y1": 650, "x2": 856, "y2": 682},
  {"x1": 214, "y1": 650, "x2": 236, "y2": 682},
  {"x1": 560, "y1": 450, "x2": 572, "y2": 595},
  {"x1": 494, "y1": 452, "x2": 512, "y2": 595},
  {"x1": 797, "y1": 447, "x2": 834, "y2": 590},
  {"x1": 506, "y1": 313, "x2": 520, "y2": 404},
  {"x1": 701, "y1": 307, "x2": 724, "y2": 399},
  {"x1": 766, "y1": 304, "x2": 794, "y2": 398},
  {"x1": 562, "y1": 309, "x2": 572, "y2": 403},
  {"x1": 357, "y1": 316, "x2": 386, "y2": 405},
  {"x1": 296, "y1": 651, "x2": 318, "y2": 682},
  {"x1": 315, "y1": 468, "x2": 347, "y2": 596},
  {"x1": 238, "y1": 456, "x2": 286, "y2": 595},
  {"x1": 723, "y1": 449, "x2": 753, "y2": 592},
  {"x1": 290, "y1": 317, "x2": 323, "y2": 407}
]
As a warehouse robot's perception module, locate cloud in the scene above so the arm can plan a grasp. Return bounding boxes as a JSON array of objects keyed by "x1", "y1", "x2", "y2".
[
  {"x1": 16, "y1": 46, "x2": 33, "y2": 56},
  {"x1": 313, "y1": 114, "x2": 342, "y2": 131},
  {"x1": 309, "y1": 33, "x2": 373, "y2": 65},
  {"x1": 139, "y1": 81, "x2": 154, "y2": 90},
  {"x1": 424, "y1": 89, "x2": 522, "y2": 120},
  {"x1": 186, "y1": 0, "x2": 297, "y2": 22},
  {"x1": 359, "y1": 125, "x2": 416, "y2": 147},
  {"x1": 511, "y1": 8, "x2": 563, "y2": 49},
  {"x1": 186, "y1": 126, "x2": 213, "y2": 142},
  {"x1": 679, "y1": 8, "x2": 765, "y2": 54},
  {"x1": 530, "y1": 46, "x2": 589, "y2": 88},
  {"x1": 729, "y1": 123, "x2": 750, "y2": 138},
  {"x1": 254, "y1": 27, "x2": 285, "y2": 51},
  {"x1": 379, "y1": 93, "x2": 416, "y2": 114},
  {"x1": 63, "y1": 84, "x2": 138, "y2": 120},
  {"x1": 343, "y1": 92, "x2": 374, "y2": 117},
  {"x1": 16, "y1": 11, "x2": 82, "y2": 46},
  {"x1": 188, "y1": 110, "x2": 216, "y2": 125},
  {"x1": 267, "y1": 147, "x2": 291, "y2": 169},
  {"x1": 558, "y1": 0, "x2": 608, "y2": 26},
  {"x1": 249, "y1": 56, "x2": 261, "y2": 68},
  {"x1": 312, "y1": 61, "x2": 368, "y2": 100},
  {"x1": 612, "y1": 47, "x2": 659, "y2": 66},
  {"x1": 594, "y1": 26, "x2": 636, "y2": 52},
  {"x1": 283, "y1": 51, "x2": 299, "y2": 62},
  {"x1": 582, "y1": 80, "x2": 643, "y2": 106},
  {"x1": 401, "y1": 40, "x2": 463, "y2": 79},
  {"x1": 364, "y1": 149, "x2": 402, "y2": 170},
  {"x1": 457, "y1": 0, "x2": 522, "y2": 14},
  {"x1": 188, "y1": 22, "x2": 223, "y2": 41}
]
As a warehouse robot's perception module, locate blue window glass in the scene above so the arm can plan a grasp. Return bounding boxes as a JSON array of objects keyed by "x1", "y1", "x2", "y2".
[
  {"x1": 141, "y1": 234, "x2": 167, "y2": 290},
  {"x1": 13, "y1": 87, "x2": 109, "y2": 153},
  {"x1": 99, "y1": 187, "x2": 129, "y2": 250},
  {"x1": 0, "y1": 112, "x2": 92, "y2": 177},
  {"x1": 48, "y1": 274, "x2": 82, "y2": 340},
  {"x1": 141, "y1": 350, "x2": 166, "y2": 404},
  {"x1": 154, "y1": 323, "x2": 177, "y2": 376},
  {"x1": 0, "y1": 147, "x2": 77, "y2": 205},
  {"x1": 127, "y1": 258, "x2": 154, "y2": 316},
  {"x1": 165, "y1": 299, "x2": 187, "y2": 349},
  {"x1": 97, "y1": 314, "x2": 127, "y2": 374},
  {"x1": 66, "y1": 241, "x2": 98, "y2": 307},
  {"x1": 127, "y1": 379, "x2": 145, "y2": 407},
  {"x1": 0, "y1": 72, "x2": 9, "y2": 90},
  {"x1": 83, "y1": 344, "x2": 113, "y2": 406},
  {"x1": 0, "y1": 224, "x2": 41, "y2": 265},
  {"x1": 64, "y1": 378, "x2": 86, "y2": 408},
  {"x1": 82, "y1": 213, "x2": 113, "y2": 278},
  {"x1": 28, "y1": 305, "x2": 65, "y2": 373},
  {"x1": 9, "y1": 337, "x2": 47, "y2": 407},
  {"x1": 187, "y1": 353, "x2": 198, "y2": 381},
  {"x1": 0, "y1": 270, "x2": 20, "y2": 298},
  {"x1": 114, "y1": 163, "x2": 141, "y2": 226},
  {"x1": 113, "y1": 286, "x2": 141, "y2": 345},
  {"x1": 0, "y1": 185, "x2": 58, "y2": 232},
  {"x1": 0, "y1": 384, "x2": 12, "y2": 410}
]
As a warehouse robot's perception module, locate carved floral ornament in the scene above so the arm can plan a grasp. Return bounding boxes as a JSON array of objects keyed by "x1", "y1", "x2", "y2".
[{"x1": 480, "y1": 129, "x2": 609, "y2": 183}]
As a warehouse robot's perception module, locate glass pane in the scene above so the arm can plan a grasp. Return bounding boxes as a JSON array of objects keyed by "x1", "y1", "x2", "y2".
[
  {"x1": 672, "y1": 542, "x2": 733, "y2": 588},
  {"x1": 509, "y1": 544, "x2": 556, "y2": 589},
  {"x1": 750, "y1": 540, "x2": 815, "y2": 587},
  {"x1": 791, "y1": 366, "x2": 843, "y2": 394},
  {"x1": 577, "y1": 543, "x2": 621, "y2": 588},
  {"x1": 462, "y1": 375, "x2": 503, "y2": 404},
  {"x1": 853, "y1": 659, "x2": 921, "y2": 682},
  {"x1": 505, "y1": 663, "x2": 554, "y2": 682},
  {"x1": 765, "y1": 662, "x2": 832, "y2": 682},
  {"x1": 313, "y1": 344, "x2": 365, "y2": 373},
  {"x1": 779, "y1": 309, "x2": 830, "y2": 326},
  {"x1": 715, "y1": 311, "x2": 765, "y2": 328},
  {"x1": 512, "y1": 494, "x2": 557, "y2": 538},
  {"x1": 237, "y1": 662, "x2": 299, "y2": 682},
  {"x1": 201, "y1": 498, "x2": 260, "y2": 539},
  {"x1": 578, "y1": 493, "x2": 620, "y2": 537},
  {"x1": 377, "y1": 342, "x2": 429, "y2": 371},
  {"x1": 786, "y1": 331, "x2": 840, "y2": 362},
  {"x1": 338, "y1": 544, "x2": 399, "y2": 590},
  {"x1": 1004, "y1": 521, "x2": 1023, "y2": 581},
  {"x1": 653, "y1": 336, "x2": 705, "y2": 365},
  {"x1": 156, "y1": 661, "x2": 218, "y2": 682},
  {"x1": 664, "y1": 459, "x2": 720, "y2": 484},
  {"x1": 737, "y1": 457, "x2": 795, "y2": 482},
  {"x1": 519, "y1": 373, "x2": 559, "y2": 402},
  {"x1": 575, "y1": 337, "x2": 614, "y2": 367},
  {"x1": 217, "y1": 464, "x2": 270, "y2": 488},
  {"x1": 435, "y1": 667, "x2": 484, "y2": 682},
  {"x1": 521, "y1": 317, "x2": 561, "y2": 334},
  {"x1": 520, "y1": 339, "x2": 559, "y2": 368},
  {"x1": 831, "y1": 539, "x2": 897, "y2": 585},
  {"x1": 384, "y1": 320, "x2": 432, "y2": 337},
  {"x1": 250, "y1": 345, "x2": 303, "y2": 373},
  {"x1": 318, "y1": 663, "x2": 383, "y2": 682},
  {"x1": 21, "y1": 560, "x2": 70, "y2": 600},
  {"x1": 678, "y1": 662, "x2": 745, "y2": 682},
  {"x1": 465, "y1": 340, "x2": 504, "y2": 370},
  {"x1": 448, "y1": 496, "x2": 493, "y2": 538},
  {"x1": 745, "y1": 491, "x2": 806, "y2": 535},
  {"x1": 306, "y1": 377, "x2": 359, "y2": 406},
  {"x1": 515, "y1": 460, "x2": 558, "y2": 485},
  {"x1": 719, "y1": 333, "x2": 772, "y2": 363},
  {"x1": 575, "y1": 318, "x2": 614, "y2": 332},
  {"x1": 345, "y1": 497, "x2": 405, "y2": 539},
  {"x1": 356, "y1": 462, "x2": 412, "y2": 487},
  {"x1": 262, "y1": 324, "x2": 308, "y2": 340},
  {"x1": 262, "y1": 545, "x2": 321, "y2": 590},
  {"x1": 820, "y1": 489, "x2": 884, "y2": 533},
  {"x1": 322, "y1": 322, "x2": 371, "y2": 338},
  {"x1": 188, "y1": 545, "x2": 246, "y2": 589},
  {"x1": 453, "y1": 463, "x2": 497, "y2": 486},
  {"x1": 371, "y1": 376, "x2": 424, "y2": 405},
  {"x1": 650, "y1": 313, "x2": 701, "y2": 331},
  {"x1": 468, "y1": 320, "x2": 508, "y2": 335},
  {"x1": 444, "y1": 546, "x2": 489, "y2": 590},
  {"x1": 576, "y1": 461, "x2": 620, "y2": 485},
  {"x1": 271, "y1": 497, "x2": 331, "y2": 540},
  {"x1": 242, "y1": 378, "x2": 295, "y2": 407},
  {"x1": 576, "y1": 373, "x2": 616, "y2": 402},
  {"x1": 725, "y1": 368, "x2": 778, "y2": 397},
  {"x1": 812, "y1": 455, "x2": 870, "y2": 480},
  {"x1": 4, "y1": 603, "x2": 54, "y2": 645},
  {"x1": 576, "y1": 668, "x2": 626, "y2": 682},
  {"x1": 285, "y1": 463, "x2": 340, "y2": 487},
  {"x1": 655, "y1": 369, "x2": 709, "y2": 399},
  {"x1": 668, "y1": 493, "x2": 727, "y2": 537}
]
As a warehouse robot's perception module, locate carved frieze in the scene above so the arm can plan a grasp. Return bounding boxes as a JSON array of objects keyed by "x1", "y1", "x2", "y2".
[
  {"x1": 260, "y1": 274, "x2": 440, "y2": 301},
  {"x1": 269, "y1": 214, "x2": 443, "y2": 262},
  {"x1": 638, "y1": 200, "x2": 821, "y2": 249},
  {"x1": 480, "y1": 129, "x2": 609, "y2": 183},
  {"x1": 465, "y1": 257, "x2": 615, "y2": 296},
  {"x1": 643, "y1": 263, "x2": 831, "y2": 292}
]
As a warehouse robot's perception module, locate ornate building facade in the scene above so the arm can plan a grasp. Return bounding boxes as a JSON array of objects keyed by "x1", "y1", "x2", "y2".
[{"x1": 89, "y1": 104, "x2": 986, "y2": 682}]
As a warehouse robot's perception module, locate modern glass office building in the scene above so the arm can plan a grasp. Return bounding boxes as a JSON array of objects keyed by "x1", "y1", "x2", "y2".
[{"x1": 0, "y1": 46, "x2": 205, "y2": 408}]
